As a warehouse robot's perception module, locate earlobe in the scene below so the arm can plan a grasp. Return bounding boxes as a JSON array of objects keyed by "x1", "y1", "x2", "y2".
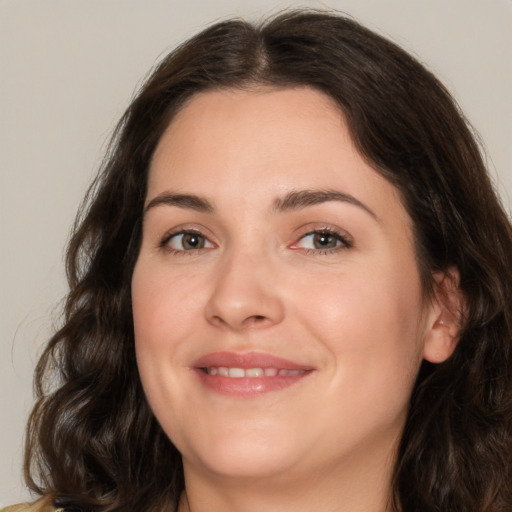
[{"x1": 423, "y1": 267, "x2": 465, "y2": 364}]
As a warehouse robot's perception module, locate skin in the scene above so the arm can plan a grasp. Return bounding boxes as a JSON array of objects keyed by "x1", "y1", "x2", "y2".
[{"x1": 132, "y1": 87, "x2": 458, "y2": 512}]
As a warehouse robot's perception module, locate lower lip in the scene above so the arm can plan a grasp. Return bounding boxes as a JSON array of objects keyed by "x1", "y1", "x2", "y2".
[{"x1": 193, "y1": 369, "x2": 312, "y2": 397}]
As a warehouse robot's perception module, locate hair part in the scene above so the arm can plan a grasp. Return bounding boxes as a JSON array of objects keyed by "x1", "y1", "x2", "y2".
[{"x1": 25, "y1": 10, "x2": 512, "y2": 512}]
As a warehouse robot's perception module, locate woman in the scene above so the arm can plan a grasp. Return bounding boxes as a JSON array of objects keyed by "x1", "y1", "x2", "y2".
[{"x1": 7, "y1": 9, "x2": 512, "y2": 512}]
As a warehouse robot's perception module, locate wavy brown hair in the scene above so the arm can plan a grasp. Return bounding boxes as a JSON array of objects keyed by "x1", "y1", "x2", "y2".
[{"x1": 24, "y1": 10, "x2": 512, "y2": 512}]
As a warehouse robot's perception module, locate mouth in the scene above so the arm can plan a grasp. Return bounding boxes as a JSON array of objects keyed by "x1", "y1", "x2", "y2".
[
  {"x1": 201, "y1": 367, "x2": 307, "y2": 377},
  {"x1": 192, "y1": 352, "x2": 314, "y2": 397}
]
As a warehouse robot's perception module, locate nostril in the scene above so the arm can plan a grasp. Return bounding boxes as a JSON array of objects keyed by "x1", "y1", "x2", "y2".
[
  {"x1": 253, "y1": 315, "x2": 267, "y2": 322},
  {"x1": 241, "y1": 315, "x2": 270, "y2": 327}
]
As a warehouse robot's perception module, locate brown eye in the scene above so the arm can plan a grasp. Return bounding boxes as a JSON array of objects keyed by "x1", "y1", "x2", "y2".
[
  {"x1": 312, "y1": 232, "x2": 338, "y2": 249},
  {"x1": 182, "y1": 233, "x2": 205, "y2": 249},
  {"x1": 166, "y1": 231, "x2": 212, "y2": 251}
]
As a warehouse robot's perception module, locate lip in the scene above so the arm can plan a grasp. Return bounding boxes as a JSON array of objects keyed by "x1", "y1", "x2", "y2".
[{"x1": 191, "y1": 351, "x2": 314, "y2": 397}]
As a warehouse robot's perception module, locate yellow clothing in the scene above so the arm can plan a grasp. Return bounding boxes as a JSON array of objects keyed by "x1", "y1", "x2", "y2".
[{"x1": 1, "y1": 497, "x2": 61, "y2": 512}]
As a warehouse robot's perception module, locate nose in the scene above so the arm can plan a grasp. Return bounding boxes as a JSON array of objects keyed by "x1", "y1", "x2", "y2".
[{"x1": 204, "y1": 249, "x2": 285, "y2": 331}]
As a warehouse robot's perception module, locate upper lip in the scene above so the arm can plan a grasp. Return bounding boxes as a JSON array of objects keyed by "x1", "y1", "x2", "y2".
[{"x1": 192, "y1": 351, "x2": 314, "y2": 371}]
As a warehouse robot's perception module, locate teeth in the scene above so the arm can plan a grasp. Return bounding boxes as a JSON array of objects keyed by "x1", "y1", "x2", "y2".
[
  {"x1": 246, "y1": 368, "x2": 264, "y2": 377},
  {"x1": 278, "y1": 369, "x2": 303, "y2": 376},
  {"x1": 205, "y1": 367, "x2": 305, "y2": 378},
  {"x1": 229, "y1": 368, "x2": 245, "y2": 378}
]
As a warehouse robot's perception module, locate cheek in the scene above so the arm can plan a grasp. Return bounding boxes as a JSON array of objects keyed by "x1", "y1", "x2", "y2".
[
  {"x1": 291, "y1": 255, "x2": 426, "y2": 389},
  {"x1": 132, "y1": 261, "x2": 204, "y2": 347},
  {"x1": 131, "y1": 264, "x2": 209, "y2": 449},
  {"x1": 300, "y1": 258, "x2": 423, "y2": 336},
  {"x1": 131, "y1": 261, "x2": 202, "y2": 403}
]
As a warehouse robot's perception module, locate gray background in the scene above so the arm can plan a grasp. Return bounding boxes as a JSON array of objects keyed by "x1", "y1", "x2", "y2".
[{"x1": 1, "y1": 0, "x2": 511, "y2": 505}]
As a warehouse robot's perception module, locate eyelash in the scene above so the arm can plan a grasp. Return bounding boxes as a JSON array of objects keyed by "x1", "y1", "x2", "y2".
[
  {"x1": 293, "y1": 227, "x2": 353, "y2": 255},
  {"x1": 158, "y1": 227, "x2": 352, "y2": 255},
  {"x1": 159, "y1": 228, "x2": 214, "y2": 255}
]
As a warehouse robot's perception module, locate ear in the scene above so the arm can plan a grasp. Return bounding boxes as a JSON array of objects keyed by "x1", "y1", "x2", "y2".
[{"x1": 423, "y1": 267, "x2": 465, "y2": 364}]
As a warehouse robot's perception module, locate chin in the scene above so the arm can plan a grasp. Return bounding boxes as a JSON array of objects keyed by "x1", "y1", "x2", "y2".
[{"x1": 179, "y1": 427, "x2": 302, "y2": 481}]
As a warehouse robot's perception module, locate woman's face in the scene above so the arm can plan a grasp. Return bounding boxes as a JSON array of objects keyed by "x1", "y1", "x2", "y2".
[{"x1": 132, "y1": 87, "x2": 438, "y2": 485}]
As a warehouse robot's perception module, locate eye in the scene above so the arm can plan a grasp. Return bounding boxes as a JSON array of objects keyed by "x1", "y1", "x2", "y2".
[
  {"x1": 294, "y1": 229, "x2": 352, "y2": 252},
  {"x1": 162, "y1": 230, "x2": 214, "y2": 252}
]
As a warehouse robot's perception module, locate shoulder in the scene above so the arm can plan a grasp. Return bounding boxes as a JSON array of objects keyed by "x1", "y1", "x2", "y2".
[{"x1": 1, "y1": 497, "x2": 62, "y2": 512}]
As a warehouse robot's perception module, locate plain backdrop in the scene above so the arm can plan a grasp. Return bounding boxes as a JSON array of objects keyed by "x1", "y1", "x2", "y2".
[{"x1": 1, "y1": 0, "x2": 511, "y2": 505}]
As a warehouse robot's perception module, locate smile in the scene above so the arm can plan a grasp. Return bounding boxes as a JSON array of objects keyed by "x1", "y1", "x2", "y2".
[
  {"x1": 192, "y1": 352, "x2": 314, "y2": 397},
  {"x1": 203, "y1": 367, "x2": 307, "y2": 377}
]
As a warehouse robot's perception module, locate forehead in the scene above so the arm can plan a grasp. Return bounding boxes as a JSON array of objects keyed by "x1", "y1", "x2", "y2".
[
  {"x1": 150, "y1": 87, "x2": 345, "y2": 178},
  {"x1": 147, "y1": 87, "x2": 407, "y2": 223}
]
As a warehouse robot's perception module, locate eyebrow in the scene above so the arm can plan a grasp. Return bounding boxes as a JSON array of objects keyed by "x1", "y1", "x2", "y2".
[
  {"x1": 144, "y1": 192, "x2": 214, "y2": 214},
  {"x1": 273, "y1": 189, "x2": 377, "y2": 220},
  {"x1": 144, "y1": 188, "x2": 377, "y2": 220}
]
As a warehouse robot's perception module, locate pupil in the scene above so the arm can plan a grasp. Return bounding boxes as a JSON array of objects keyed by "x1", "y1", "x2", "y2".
[
  {"x1": 314, "y1": 233, "x2": 335, "y2": 248},
  {"x1": 184, "y1": 233, "x2": 203, "y2": 249}
]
